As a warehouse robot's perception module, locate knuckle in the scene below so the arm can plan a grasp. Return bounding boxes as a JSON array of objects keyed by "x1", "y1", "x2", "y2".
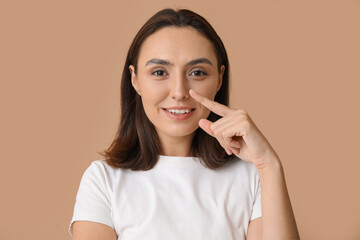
[
  {"x1": 236, "y1": 114, "x2": 247, "y2": 122},
  {"x1": 236, "y1": 109, "x2": 246, "y2": 114},
  {"x1": 242, "y1": 121, "x2": 252, "y2": 131},
  {"x1": 234, "y1": 109, "x2": 247, "y2": 118}
]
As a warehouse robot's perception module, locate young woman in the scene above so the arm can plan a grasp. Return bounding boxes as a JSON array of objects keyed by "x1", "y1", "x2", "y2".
[{"x1": 69, "y1": 8, "x2": 300, "y2": 240}]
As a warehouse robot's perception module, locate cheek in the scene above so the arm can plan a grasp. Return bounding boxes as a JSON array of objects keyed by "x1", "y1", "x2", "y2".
[
  {"x1": 139, "y1": 79, "x2": 167, "y2": 98},
  {"x1": 139, "y1": 83, "x2": 168, "y2": 113},
  {"x1": 191, "y1": 80, "x2": 219, "y2": 100},
  {"x1": 191, "y1": 80, "x2": 219, "y2": 118}
]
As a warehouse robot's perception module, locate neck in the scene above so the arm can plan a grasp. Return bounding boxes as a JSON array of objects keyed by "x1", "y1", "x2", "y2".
[{"x1": 158, "y1": 132, "x2": 195, "y2": 157}]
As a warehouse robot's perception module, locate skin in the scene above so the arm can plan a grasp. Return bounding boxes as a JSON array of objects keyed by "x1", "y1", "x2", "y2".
[
  {"x1": 129, "y1": 26, "x2": 224, "y2": 156},
  {"x1": 73, "y1": 26, "x2": 300, "y2": 240}
]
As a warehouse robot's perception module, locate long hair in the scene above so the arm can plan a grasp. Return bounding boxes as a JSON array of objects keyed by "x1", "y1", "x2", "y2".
[{"x1": 99, "y1": 8, "x2": 234, "y2": 171}]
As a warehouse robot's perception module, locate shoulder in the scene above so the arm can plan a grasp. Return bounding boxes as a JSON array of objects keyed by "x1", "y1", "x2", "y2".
[
  {"x1": 76, "y1": 159, "x2": 129, "y2": 198},
  {"x1": 85, "y1": 159, "x2": 121, "y2": 174},
  {"x1": 87, "y1": 159, "x2": 113, "y2": 169},
  {"x1": 80, "y1": 159, "x2": 125, "y2": 184}
]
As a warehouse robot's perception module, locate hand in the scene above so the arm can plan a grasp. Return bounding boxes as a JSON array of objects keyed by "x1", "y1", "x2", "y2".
[{"x1": 189, "y1": 89, "x2": 279, "y2": 169}]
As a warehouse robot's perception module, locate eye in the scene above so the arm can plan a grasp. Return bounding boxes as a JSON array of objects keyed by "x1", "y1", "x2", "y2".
[
  {"x1": 152, "y1": 69, "x2": 167, "y2": 76},
  {"x1": 190, "y1": 70, "x2": 207, "y2": 77}
]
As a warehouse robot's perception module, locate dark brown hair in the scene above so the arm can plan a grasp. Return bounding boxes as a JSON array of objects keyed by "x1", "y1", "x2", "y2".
[{"x1": 99, "y1": 8, "x2": 235, "y2": 171}]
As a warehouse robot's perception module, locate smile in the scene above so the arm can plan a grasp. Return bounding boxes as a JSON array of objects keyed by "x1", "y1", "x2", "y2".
[
  {"x1": 165, "y1": 109, "x2": 193, "y2": 114},
  {"x1": 162, "y1": 108, "x2": 195, "y2": 120}
]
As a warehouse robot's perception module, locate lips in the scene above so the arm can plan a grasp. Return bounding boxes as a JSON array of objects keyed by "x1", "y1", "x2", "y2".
[{"x1": 162, "y1": 107, "x2": 195, "y2": 120}]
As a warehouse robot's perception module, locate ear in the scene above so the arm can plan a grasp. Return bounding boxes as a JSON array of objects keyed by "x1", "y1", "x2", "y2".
[
  {"x1": 129, "y1": 65, "x2": 141, "y2": 96},
  {"x1": 217, "y1": 65, "x2": 225, "y2": 92}
]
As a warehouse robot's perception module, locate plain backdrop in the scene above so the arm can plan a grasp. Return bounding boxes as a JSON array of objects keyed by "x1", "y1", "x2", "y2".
[{"x1": 1, "y1": 0, "x2": 359, "y2": 239}]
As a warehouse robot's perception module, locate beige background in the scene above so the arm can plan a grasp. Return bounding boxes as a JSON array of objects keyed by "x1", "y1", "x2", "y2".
[{"x1": 1, "y1": 0, "x2": 359, "y2": 239}]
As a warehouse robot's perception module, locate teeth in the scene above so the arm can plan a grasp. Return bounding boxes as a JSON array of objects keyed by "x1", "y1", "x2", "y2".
[{"x1": 166, "y1": 109, "x2": 192, "y2": 114}]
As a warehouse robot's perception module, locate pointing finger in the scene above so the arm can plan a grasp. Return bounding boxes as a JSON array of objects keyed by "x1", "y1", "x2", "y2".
[{"x1": 189, "y1": 89, "x2": 232, "y2": 117}]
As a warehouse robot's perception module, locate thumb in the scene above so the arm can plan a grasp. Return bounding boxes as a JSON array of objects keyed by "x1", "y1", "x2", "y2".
[{"x1": 198, "y1": 119, "x2": 215, "y2": 137}]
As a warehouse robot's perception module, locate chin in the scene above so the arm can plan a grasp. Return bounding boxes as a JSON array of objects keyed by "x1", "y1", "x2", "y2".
[{"x1": 159, "y1": 125, "x2": 199, "y2": 138}]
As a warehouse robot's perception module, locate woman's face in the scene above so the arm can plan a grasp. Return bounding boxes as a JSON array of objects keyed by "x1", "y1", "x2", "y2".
[{"x1": 129, "y1": 26, "x2": 225, "y2": 146}]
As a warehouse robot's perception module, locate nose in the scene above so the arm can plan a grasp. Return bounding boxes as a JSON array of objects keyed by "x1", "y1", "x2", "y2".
[{"x1": 169, "y1": 72, "x2": 190, "y2": 101}]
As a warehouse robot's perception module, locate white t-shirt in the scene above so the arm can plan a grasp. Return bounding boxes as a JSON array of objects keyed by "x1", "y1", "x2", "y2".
[{"x1": 69, "y1": 155, "x2": 262, "y2": 239}]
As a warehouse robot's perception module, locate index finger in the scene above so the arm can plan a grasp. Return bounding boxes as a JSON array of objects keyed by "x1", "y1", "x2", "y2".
[{"x1": 189, "y1": 89, "x2": 231, "y2": 117}]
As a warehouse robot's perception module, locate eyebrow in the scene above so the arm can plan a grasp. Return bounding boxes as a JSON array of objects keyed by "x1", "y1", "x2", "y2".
[{"x1": 145, "y1": 58, "x2": 213, "y2": 67}]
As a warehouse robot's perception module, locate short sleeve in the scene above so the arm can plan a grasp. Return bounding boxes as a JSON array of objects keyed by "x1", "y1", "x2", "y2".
[
  {"x1": 250, "y1": 170, "x2": 262, "y2": 221},
  {"x1": 68, "y1": 161, "x2": 114, "y2": 237}
]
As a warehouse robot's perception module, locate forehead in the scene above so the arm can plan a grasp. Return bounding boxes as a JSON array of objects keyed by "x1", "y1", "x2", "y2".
[{"x1": 138, "y1": 26, "x2": 217, "y2": 66}]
